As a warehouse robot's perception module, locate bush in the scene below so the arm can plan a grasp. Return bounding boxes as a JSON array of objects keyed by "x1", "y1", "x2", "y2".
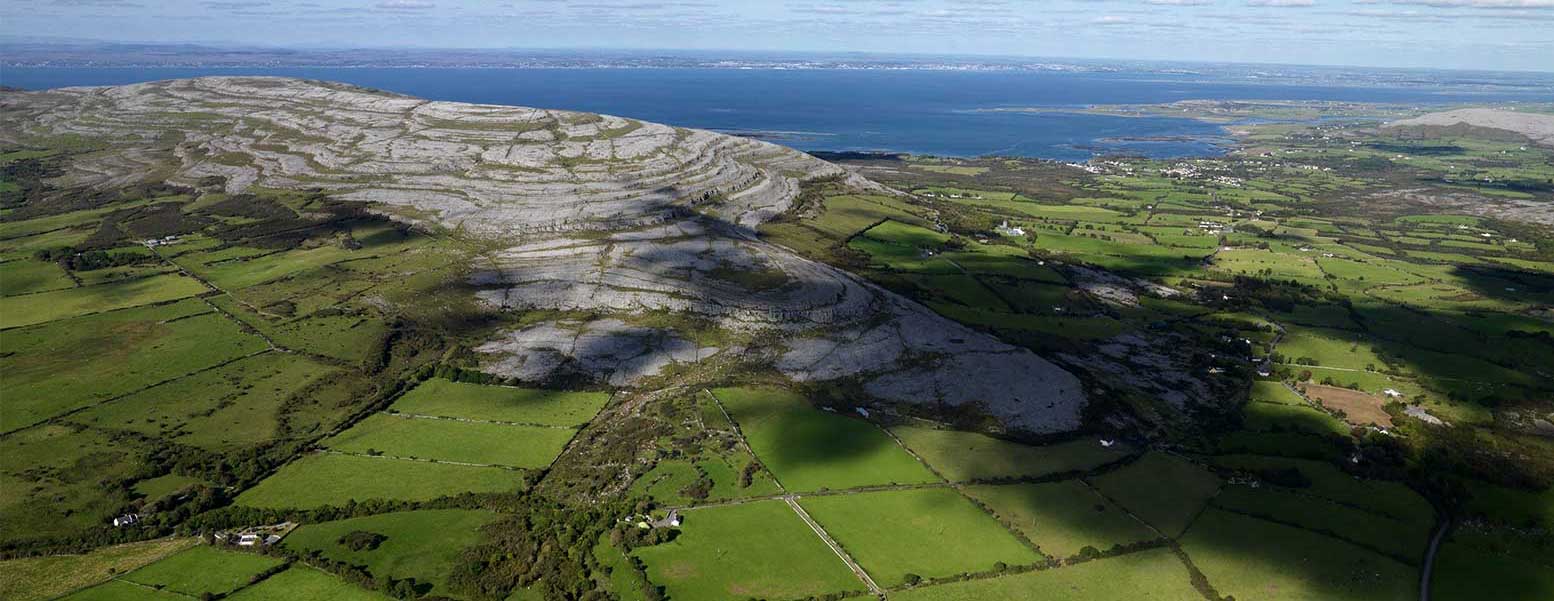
[{"x1": 338, "y1": 530, "x2": 388, "y2": 551}]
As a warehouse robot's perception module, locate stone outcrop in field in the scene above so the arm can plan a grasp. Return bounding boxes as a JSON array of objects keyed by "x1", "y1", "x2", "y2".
[{"x1": 0, "y1": 76, "x2": 1087, "y2": 433}]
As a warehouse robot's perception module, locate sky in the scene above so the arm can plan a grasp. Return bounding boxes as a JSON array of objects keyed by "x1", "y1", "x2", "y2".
[{"x1": 4, "y1": 0, "x2": 1553, "y2": 72}]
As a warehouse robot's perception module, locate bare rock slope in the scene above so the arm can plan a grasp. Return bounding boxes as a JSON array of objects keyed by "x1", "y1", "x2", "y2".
[{"x1": 0, "y1": 76, "x2": 1086, "y2": 433}]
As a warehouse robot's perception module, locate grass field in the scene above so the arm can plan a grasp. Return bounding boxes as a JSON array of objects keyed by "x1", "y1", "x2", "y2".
[
  {"x1": 1431, "y1": 529, "x2": 1554, "y2": 601},
  {"x1": 225, "y1": 566, "x2": 394, "y2": 601},
  {"x1": 1180, "y1": 508, "x2": 1416, "y2": 601},
  {"x1": 0, "y1": 298, "x2": 267, "y2": 431},
  {"x1": 323, "y1": 413, "x2": 575, "y2": 468},
  {"x1": 389, "y1": 379, "x2": 610, "y2": 427},
  {"x1": 892, "y1": 427, "x2": 1130, "y2": 483},
  {"x1": 0, "y1": 272, "x2": 208, "y2": 329},
  {"x1": 1087, "y1": 453, "x2": 1220, "y2": 537},
  {"x1": 712, "y1": 387, "x2": 937, "y2": 492},
  {"x1": 890, "y1": 547, "x2": 1203, "y2": 601},
  {"x1": 122, "y1": 545, "x2": 285, "y2": 597},
  {"x1": 235, "y1": 453, "x2": 522, "y2": 508},
  {"x1": 632, "y1": 500, "x2": 862, "y2": 601},
  {"x1": 964, "y1": 481, "x2": 1159, "y2": 559},
  {"x1": 799, "y1": 488, "x2": 1041, "y2": 587},
  {"x1": 0, "y1": 537, "x2": 198, "y2": 601},
  {"x1": 283, "y1": 509, "x2": 498, "y2": 598}
]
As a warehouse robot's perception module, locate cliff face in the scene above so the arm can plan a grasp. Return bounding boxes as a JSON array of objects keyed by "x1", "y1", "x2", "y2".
[{"x1": 1, "y1": 77, "x2": 1089, "y2": 434}]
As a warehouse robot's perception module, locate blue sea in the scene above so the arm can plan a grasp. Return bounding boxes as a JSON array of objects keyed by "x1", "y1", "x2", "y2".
[{"x1": 3, "y1": 67, "x2": 1550, "y2": 160}]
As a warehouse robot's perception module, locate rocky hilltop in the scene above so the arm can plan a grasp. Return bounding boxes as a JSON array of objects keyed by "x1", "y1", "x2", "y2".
[{"x1": 0, "y1": 77, "x2": 1087, "y2": 433}]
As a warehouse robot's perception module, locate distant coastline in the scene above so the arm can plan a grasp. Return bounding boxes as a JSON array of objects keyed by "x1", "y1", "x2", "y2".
[{"x1": 5, "y1": 65, "x2": 1550, "y2": 161}]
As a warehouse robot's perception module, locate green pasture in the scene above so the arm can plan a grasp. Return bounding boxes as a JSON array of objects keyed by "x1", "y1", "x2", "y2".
[
  {"x1": 1212, "y1": 485, "x2": 1429, "y2": 562},
  {"x1": 123, "y1": 545, "x2": 284, "y2": 597},
  {"x1": 234, "y1": 453, "x2": 522, "y2": 508},
  {"x1": 632, "y1": 500, "x2": 862, "y2": 601},
  {"x1": 712, "y1": 387, "x2": 937, "y2": 492},
  {"x1": 324, "y1": 413, "x2": 576, "y2": 469},
  {"x1": 800, "y1": 488, "x2": 1041, "y2": 586}
]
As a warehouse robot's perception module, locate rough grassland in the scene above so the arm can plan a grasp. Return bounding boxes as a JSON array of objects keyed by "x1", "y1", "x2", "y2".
[
  {"x1": 0, "y1": 425, "x2": 150, "y2": 541},
  {"x1": 122, "y1": 545, "x2": 285, "y2": 597},
  {"x1": 891, "y1": 547, "x2": 1203, "y2": 601},
  {"x1": 235, "y1": 453, "x2": 521, "y2": 508},
  {"x1": 0, "y1": 537, "x2": 197, "y2": 601},
  {"x1": 964, "y1": 481, "x2": 1159, "y2": 559},
  {"x1": 892, "y1": 427, "x2": 1130, "y2": 482},
  {"x1": 1181, "y1": 508, "x2": 1416, "y2": 601},
  {"x1": 0, "y1": 298, "x2": 267, "y2": 432},
  {"x1": 283, "y1": 509, "x2": 499, "y2": 598},
  {"x1": 713, "y1": 387, "x2": 937, "y2": 492},
  {"x1": 0, "y1": 272, "x2": 208, "y2": 329},
  {"x1": 390, "y1": 379, "x2": 610, "y2": 427},
  {"x1": 323, "y1": 413, "x2": 576, "y2": 469},
  {"x1": 632, "y1": 500, "x2": 862, "y2": 601},
  {"x1": 225, "y1": 566, "x2": 394, "y2": 601},
  {"x1": 71, "y1": 352, "x2": 337, "y2": 451},
  {"x1": 799, "y1": 488, "x2": 1041, "y2": 587},
  {"x1": 1087, "y1": 453, "x2": 1220, "y2": 537}
]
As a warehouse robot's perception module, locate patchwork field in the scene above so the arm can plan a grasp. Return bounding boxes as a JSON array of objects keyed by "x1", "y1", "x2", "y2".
[
  {"x1": 965, "y1": 480, "x2": 1159, "y2": 560},
  {"x1": 0, "y1": 537, "x2": 198, "y2": 601},
  {"x1": 798, "y1": 488, "x2": 1042, "y2": 587},
  {"x1": 1087, "y1": 453, "x2": 1220, "y2": 537},
  {"x1": 631, "y1": 500, "x2": 863, "y2": 601},
  {"x1": 712, "y1": 387, "x2": 938, "y2": 492},
  {"x1": 0, "y1": 298, "x2": 267, "y2": 432},
  {"x1": 1180, "y1": 508, "x2": 1416, "y2": 601}
]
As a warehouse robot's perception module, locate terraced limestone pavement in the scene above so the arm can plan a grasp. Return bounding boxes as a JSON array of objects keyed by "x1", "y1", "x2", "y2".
[{"x1": 0, "y1": 76, "x2": 1087, "y2": 433}]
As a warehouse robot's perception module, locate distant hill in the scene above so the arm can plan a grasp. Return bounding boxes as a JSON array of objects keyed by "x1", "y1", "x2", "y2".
[{"x1": 1385, "y1": 108, "x2": 1554, "y2": 146}]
